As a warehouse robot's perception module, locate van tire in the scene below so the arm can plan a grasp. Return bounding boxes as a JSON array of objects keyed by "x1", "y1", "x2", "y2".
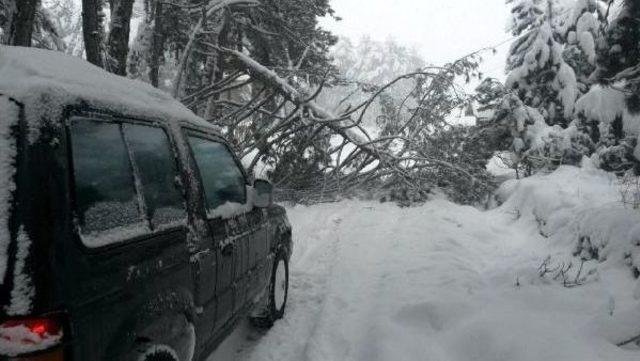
[
  {"x1": 138, "y1": 346, "x2": 180, "y2": 361},
  {"x1": 145, "y1": 351, "x2": 178, "y2": 361},
  {"x1": 134, "y1": 317, "x2": 195, "y2": 361},
  {"x1": 251, "y1": 250, "x2": 289, "y2": 329}
]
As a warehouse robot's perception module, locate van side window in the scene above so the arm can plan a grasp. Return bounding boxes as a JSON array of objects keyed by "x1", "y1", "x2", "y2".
[
  {"x1": 123, "y1": 124, "x2": 186, "y2": 228},
  {"x1": 70, "y1": 120, "x2": 141, "y2": 235},
  {"x1": 187, "y1": 136, "x2": 246, "y2": 211}
]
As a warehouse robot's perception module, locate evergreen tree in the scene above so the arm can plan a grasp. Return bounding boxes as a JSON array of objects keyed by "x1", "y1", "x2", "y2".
[
  {"x1": 595, "y1": 0, "x2": 640, "y2": 112},
  {"x1": 562, "y1": 0, "x2": 601, "y2": 93},
  {"x1": 506, "y1": 0, "x2": 579, "y2": 128},
  {"x1": 571, "y1": 0, "x2": 640, "y2": 174}
]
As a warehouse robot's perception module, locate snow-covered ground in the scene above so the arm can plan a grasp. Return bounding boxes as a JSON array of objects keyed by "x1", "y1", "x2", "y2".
[{"x1": 210, "y1": 165, "x2": 640, "y2": 361}]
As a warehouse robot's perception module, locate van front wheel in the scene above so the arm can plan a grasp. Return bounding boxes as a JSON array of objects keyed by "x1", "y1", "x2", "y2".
[{"x1": 251, "y1": 251, "x2": 289, "y2": 328}]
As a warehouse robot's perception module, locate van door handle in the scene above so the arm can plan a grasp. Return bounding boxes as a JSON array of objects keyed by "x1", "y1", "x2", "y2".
[{"x1": 221, "y1": 243, "x2": 234, "y2": 256}]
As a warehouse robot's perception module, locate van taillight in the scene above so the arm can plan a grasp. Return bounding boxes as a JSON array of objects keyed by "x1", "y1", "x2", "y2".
[{"x1": 0, "y1": 316, "x2": 64, "y2": 357}]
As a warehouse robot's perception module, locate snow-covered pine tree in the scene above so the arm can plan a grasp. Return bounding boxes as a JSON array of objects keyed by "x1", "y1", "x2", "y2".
[
  {"x1": 561, "y1": 0, "x2": 602, "y2": 93},
  {"x1": 573, "y1": 0, "x2": 640, "y2": 174},
  {"x1": 594, "y1": 0, "x2": 640, "y2": 112},
  {"x1": 477, "y1": 0, "x2": 598, "y2": 175},
  {"x1": 506, "y1": 0, "x2": 579, "y2": 128}
]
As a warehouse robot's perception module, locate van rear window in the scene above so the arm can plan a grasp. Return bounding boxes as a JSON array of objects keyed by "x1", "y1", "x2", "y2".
[
  {"x1": 70, "y1": 118, "x2": 187, "y2": 247},
  {"x1": 70, "y1": 120, "x2": 142, "y2": 236},
  {"x1": 123, "y1": 124, "x2": 186, "y2": 228}
]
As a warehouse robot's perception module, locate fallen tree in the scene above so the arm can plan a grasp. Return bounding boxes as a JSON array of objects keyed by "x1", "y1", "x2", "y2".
[{"x1": 128, "y1": 0, "x2": 497, "y2": 204}]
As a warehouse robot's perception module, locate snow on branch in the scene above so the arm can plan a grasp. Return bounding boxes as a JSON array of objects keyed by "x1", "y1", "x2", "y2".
[{"x1": 204, "y1": 45, "x2": 493, "y2": 201}]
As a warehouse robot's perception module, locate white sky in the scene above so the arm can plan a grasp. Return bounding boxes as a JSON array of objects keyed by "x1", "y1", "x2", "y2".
[{"x1": 319, "y1": 0, "x2": 511, "y2": 80}]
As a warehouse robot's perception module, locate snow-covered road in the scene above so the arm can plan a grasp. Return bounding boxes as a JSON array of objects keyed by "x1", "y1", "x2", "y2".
[{"x1": 209, "y1": 199, "x2": 640, "y2": 361}]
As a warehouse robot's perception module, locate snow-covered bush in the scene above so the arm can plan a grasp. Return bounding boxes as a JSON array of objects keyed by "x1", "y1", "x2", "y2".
[
  {"x1": 575, "y1": 84, "x2": 640, "y2": 174},
  {"x1": 481, "y1": 86, "x2": 594, "y2": 176},
  {"x1": 496, "y1": 163, "x2": 640, "y2": 279}
]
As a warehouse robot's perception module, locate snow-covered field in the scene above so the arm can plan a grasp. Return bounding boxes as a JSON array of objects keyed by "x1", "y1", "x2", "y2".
[{"x1": 210, "y1": 165, "x2": 640, "y2": 361}]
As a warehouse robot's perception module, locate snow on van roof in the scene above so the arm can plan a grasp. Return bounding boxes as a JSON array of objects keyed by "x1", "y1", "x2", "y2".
[{"x1": 0, "y1": 46, "x2": 217, "y2": 140}]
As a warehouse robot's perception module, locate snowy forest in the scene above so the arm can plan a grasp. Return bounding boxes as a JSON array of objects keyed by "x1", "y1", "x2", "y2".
[
  {"x1": 2, "y1": 0, "x2": 640, "y2": 359},
  {"x1": 1, "y1": 0, "x2": 639, "y2": 205}
]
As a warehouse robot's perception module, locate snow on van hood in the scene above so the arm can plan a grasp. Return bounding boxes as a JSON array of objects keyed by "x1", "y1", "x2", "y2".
[
  {"x1": 0, "y1": 96, "x2": 17, "y2": 284},
  {"x1": 0, "y1": 46, "x2": 216, "y2": 142}
]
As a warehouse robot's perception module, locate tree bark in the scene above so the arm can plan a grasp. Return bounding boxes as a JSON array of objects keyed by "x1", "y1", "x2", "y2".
[
  {"x1": 81, "y1": 0, "x2": 105, "y2": 67},
  {"x1": 8, "y1": 0, "x2": 39, "y2": 46},
  {"x1": 106, "y1": 0, "x2": 135, "y2": 75},
  {"x1": 148, "y1": 0, "x2": 164, "y2": 87},
  {"x1": 203, "y1": 11, "x2": 231, "y2": 120}
]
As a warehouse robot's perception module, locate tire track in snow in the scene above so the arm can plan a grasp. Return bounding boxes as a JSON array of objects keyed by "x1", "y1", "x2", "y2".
[
  {"x1": 297, "y1": 204, "x2": 406, "y2": 361},
  {"x1": 209, "y1": 205, "x2": 353, "y2": 361}
]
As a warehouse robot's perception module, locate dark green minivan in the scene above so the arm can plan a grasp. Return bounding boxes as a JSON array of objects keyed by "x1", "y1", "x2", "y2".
[{"x1": 0, "y1": 46, "x2": 292, "y2": 361}]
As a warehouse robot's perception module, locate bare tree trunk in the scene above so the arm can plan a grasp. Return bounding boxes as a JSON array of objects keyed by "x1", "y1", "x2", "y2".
[
  {"x1": 1, "y1": 0, "x2": 17, "y2": 44},
  {"x1": 106, "y1": 0, "x2": 134, "y2": 75},
  {"x1": 203, "y1": 11, "x2": 231, "y2": 120},
  {"x1": 82, "y1": 0, "x2": 105, "y2": 67},
  {"x1": 148, "y1": 0, "x2": 163, "y2": 87},
  {"x1": 8, "y1": 0, "x2": 39, "y2": 46}
]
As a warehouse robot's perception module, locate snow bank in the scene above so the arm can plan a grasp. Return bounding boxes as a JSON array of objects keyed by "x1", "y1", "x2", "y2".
[
  {"x1": 497, "y1": 163, "x2": 640, "y2": 270},
  {"x1": 496, "y1": 164, "x2": 619, "y2": 226},
  {"x1": 0, "y1": 46, "x2": 214, "y2": 143},
  {"x1": 213, "y1": 198, "x2": 640, "y2": 361}
]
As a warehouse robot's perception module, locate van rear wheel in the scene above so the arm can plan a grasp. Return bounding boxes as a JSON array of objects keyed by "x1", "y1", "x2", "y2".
[
  {"x1": 138, "y1": 346, "x2": 179, "y2": 361},
  {"x1": 251, "y1": 250, "x2": 289, "y2": 329}
]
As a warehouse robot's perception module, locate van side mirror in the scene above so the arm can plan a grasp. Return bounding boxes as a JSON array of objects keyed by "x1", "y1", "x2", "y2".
[{"x1": 253, "y1": 179, "x2": 273, "y2": 208}]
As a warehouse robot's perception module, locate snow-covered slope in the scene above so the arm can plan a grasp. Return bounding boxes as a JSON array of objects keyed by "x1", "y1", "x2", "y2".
[
  {"x1": 497, "y1": 163, "x2": 640, "y2": 277},
  {"x1": 209, "y1": 165, "x2": 640, "y2": 361}
]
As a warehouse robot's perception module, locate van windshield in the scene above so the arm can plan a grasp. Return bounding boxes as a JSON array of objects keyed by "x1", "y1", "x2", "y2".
[{"x1": 0, "y1": 96, "x2": 19, "y2": 285}]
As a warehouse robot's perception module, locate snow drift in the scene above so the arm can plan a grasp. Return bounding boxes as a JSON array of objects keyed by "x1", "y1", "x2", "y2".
[{"x1": 210, "y1": 164, "x2": 640, "y2": 361}]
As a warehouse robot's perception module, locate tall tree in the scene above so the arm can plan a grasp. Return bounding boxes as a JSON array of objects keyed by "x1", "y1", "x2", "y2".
[
  {"x1": 506, "y1": 0, "x2": 578, "y2": 128},
  {"x1": 570, "y1": 0, "x2": 640, "y2": 174},
  {"x1": 105, "y1": 0, "x2": 135, "y2": 75},
  {"x1": 594, "y1": 0, "x2": 640, "y2": 112},
  {"x1": 81, "y1": 0, "x2": 105, "y2": 67},
  {"x1": 1, "y1": 0, "x2": 39, "y2": 46},
  {"x1": 0, "y1": 0, "x2": 16, "y2": 43},
  {"x1": 562, "y1": 0, "x2": 602, "y2": 93},
  {"x1": 148, "y1": 0, "x2": 164, "y2": 87}
]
